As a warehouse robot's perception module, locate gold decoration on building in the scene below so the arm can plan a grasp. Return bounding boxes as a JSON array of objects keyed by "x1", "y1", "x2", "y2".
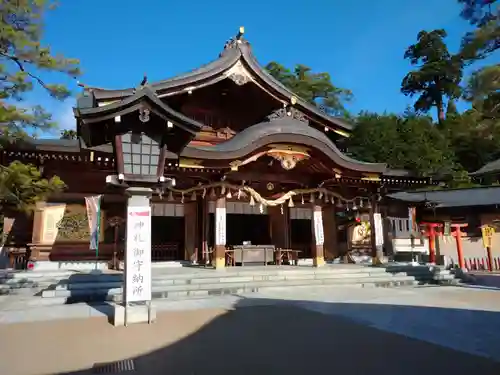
[
  {"x1": 267, "y1": 146, "x2": 309, "y2": 171},
  {"x1": 266, "y1": 182, "x2": 274, "y2": 190}
]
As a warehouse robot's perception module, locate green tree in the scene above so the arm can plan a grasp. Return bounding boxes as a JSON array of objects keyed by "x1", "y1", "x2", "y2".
[
  {"x1": 446, "y1": 100, "x2": 459, "y2": 117},
  {"x1": 265, "y1": 62, "x2": 353, "y2": 116},
  {"x1": 346, "y1": 112, "x2": 457, "y2": 177},
  {"x1": 1, "y1": 0, "x2": 80, "y2": 141},
  {"x1": 0, "y1": 161, "x2": 64, "y2": 213},
  {"x1": 458, "y1": 0, "x2": 499, "y2": 61},
  {"x1": 463, "y1": 64, "x2": 500, "y2": 119},
  {"x1": 60, "y1": 129, "x2": 77, "y2": 140},
  {"x1": 401, "y1": 30, "x2": 463, "y2": 124},
  {"x1": 0, "y1": 1, "x2": 78, "y2": 210}
]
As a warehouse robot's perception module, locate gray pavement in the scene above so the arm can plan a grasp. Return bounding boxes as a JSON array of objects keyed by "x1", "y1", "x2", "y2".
[{"x1": 0, "y1": 285, "x2": 499, "y2": 374}]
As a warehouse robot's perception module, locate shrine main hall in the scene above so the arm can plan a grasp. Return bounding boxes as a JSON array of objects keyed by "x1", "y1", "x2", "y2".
[{"x1": 1, "y1": 29, "x2": 427, "y2": 270}]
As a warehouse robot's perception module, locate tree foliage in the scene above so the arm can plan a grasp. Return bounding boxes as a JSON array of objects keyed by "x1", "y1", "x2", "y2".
[
  {"x1": 401, "y1": 30, "x2": 463, "y2": 123},
  {"x1": 346, "y1": 112, "x2": 456, "y2": 176},
  {"x1": 60, "y1": 129, "x2": 77, "y2": 140},
  {"x1": 265, "y1": 62, "x2": 352, "y2": 116},
  {"x1": 458, "y1": 0, "x2": 499, "y2": 61},
  {"x1": 0, "y1": 0, "x2": 80, "y2": 142},
  {"x1": 464, "y1": 64, "x2": 500, "y2": 119},
  {"x1": 0, "y1": 1, "x2": 79, "y2": 212},
  {"x1": 0, "y1": 161, "x2": 65, "y2": 212}
]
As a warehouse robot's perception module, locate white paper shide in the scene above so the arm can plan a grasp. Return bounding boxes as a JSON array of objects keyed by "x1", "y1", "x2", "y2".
[
  {"x1": 313, "y1": 210, "x2": 324, "y2": 246},
  {"x1": 215, "y1": 207, "x2": 226, "y2": 246},
  {"x1": 125, "y1": 206, "x2": 152, "y2": 303}
]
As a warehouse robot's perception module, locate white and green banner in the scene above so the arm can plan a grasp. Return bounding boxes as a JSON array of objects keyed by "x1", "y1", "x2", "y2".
[{"x1": 85, "y1": 195, "x2": 102, "y2": 256}]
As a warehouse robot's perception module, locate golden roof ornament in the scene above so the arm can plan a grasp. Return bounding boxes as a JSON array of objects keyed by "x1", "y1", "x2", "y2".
[
  {"x1": 290, "y1": 96, "x2": 297, "y2": 105},
  {"x1": 237, "y1": 26, "x2": 245, "y2": 40}
]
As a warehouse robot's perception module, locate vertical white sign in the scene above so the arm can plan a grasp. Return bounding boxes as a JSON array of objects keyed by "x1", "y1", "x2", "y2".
[
  {"x1": 373, "y1": 213, "x2": 384, "y2": 247},
  {"x1": 313, "y1": 210, "x2": 324, "y2": 246},
  {"x1": 215, "y1": 207, "x2": 226, "y2": 246},
  {"x1": 125, "y1": 206, "x2": 152, "y2": 303}
]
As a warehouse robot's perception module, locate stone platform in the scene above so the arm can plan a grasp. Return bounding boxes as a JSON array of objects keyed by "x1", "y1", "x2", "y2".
[{"x1": 0, "y1": 264, "x2": 460, "y2": 310}]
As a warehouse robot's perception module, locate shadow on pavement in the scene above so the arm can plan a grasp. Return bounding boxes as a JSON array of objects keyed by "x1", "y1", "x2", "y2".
[{"x1": 54, "y1": 296, "x2": 500, "y2": 375}]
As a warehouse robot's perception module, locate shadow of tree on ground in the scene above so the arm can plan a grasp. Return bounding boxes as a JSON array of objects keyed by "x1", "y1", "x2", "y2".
[{"x1": 55, "y1": 296, "x2": 500, "y2": 375}]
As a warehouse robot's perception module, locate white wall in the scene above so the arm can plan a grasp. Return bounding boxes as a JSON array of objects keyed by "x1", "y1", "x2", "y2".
[
  {"x1": 151, "y1": 203, "x2": 184, "y2": 217},
  {"x1": 208, "y1": 201, "x2": 268, "y2": 215}
]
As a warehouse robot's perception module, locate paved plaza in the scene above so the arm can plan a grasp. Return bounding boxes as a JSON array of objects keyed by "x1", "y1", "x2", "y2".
[{"x1": 1, "y1": 285, "x2": 499, "y2": 375}]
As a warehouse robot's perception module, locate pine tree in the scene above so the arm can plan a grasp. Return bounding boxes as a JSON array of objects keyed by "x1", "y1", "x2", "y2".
[{"x1": 0, "y1": 1, "x2": 78, "y2": 211}]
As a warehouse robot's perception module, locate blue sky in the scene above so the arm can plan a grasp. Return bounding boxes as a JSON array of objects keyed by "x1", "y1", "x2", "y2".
[{"x1": 31, "y1": 0, "x2": 496, "y2": 134}]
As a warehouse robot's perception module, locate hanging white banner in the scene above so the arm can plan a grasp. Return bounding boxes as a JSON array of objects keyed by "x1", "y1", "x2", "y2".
[{"x1": 85, "y1": 195, "x2": 102, "y2": 254}]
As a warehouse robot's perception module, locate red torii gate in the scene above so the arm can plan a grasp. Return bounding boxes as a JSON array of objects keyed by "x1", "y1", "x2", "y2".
[
  {"x1": 420, "y1": 222, "x2": 442, "y2": 264},
  {"x1": 450, "y1": 223, "x2": 467, "y2": 269}
]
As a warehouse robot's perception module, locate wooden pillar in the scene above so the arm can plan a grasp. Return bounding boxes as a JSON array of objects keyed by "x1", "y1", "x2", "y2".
[
  {"x1": 322, "y1": 205, "x2": 338, "y2": 260},
  {"x1": 369, "y1": 196, "x2": 384, "y2": 265},
  {"x1": 30, "y1": 202, "x2": 46, "y2": 261},
  {"x1": 269, "y1": 205, "x2": 289, "y2": 249},
  {"x1": 311, "y1": 205, "x2": 325, "y2": 267},
  {"x1": 184, "y1": 201, "x2": 197, "y2": 262},
  {"x1": 214, "y1": 197, "x2": 226, "y2": 269},
  {"x1": 201, "y1": 198, "x2": 209, "y2": 264}
]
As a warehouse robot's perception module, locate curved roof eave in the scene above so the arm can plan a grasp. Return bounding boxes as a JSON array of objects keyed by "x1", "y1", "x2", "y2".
[
  {"x1": 75, "y1": 86, "x2": 203, "y2": 134},
  {"x1": 90, "y1": 48, "x2": 242, "y2": 101},
  {"x1": 179, "y1": 118, "x2": 385, "y2": 173},
  {"x1": 87, "y1": 38, "x2": 352, "y2": 132}
]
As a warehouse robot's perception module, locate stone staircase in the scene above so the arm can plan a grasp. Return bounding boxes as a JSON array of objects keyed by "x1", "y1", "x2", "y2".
[{"x1": 0, "y1": 264, "x2": 462, "y2": 307}]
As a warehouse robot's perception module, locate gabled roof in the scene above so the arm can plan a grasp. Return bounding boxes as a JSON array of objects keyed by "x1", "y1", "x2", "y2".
[
  {"x1": 388, "y1": 186, "x2": 500, "y2": 208},
  {"x1": 83, "y1": 31, "x2": 352, "y2": 133},
  {"x1": 74, "y1": 85, "x2": 202, "y2": 134},
  {"x1": 470, "y1": 158, "x2": 500, "y2": 177},
  {"x1": 74, "y1": 85, "x2": 203, "y2": 152}
]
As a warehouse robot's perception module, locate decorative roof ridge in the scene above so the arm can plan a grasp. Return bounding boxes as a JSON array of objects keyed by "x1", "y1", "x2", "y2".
[{"x1": 81, "y1": 28, "x2": 352, "y2": 132}]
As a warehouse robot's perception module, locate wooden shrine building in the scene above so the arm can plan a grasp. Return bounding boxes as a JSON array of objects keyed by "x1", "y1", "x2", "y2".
[{"x1": 1, "y1": 29, "x2": 429, "y2": 270}]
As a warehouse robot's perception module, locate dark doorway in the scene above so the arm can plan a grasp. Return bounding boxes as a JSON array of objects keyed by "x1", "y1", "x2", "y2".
[
  {"x1": 151, "y1": 217, "x2": 185, "y2": 261},
  {"x1": 227, "y1": 214, "x2": 271, "y2": 246},
  {"x1": 291, "y1": 219, "x2": 312, "y2": 258},
  {"x1": 207, "y1": 213, "x2": 271, "y2": 248}
]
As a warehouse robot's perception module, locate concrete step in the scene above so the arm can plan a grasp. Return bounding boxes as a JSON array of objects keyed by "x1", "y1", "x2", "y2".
[
  {"x1": 0, "y1": 265, "x2": 450, "y2": 299},
  {"x1": 42, "y1": 272, "x2": 418, "y2": 297},
  {"x1": 41, "y1": 270, "x2": 415, "y2": 292},
  {"x1": 38, "y1": 274, "x2": 420, "y2": 304},
  {"x1": 0, "y1": 266, "x2": 395, "y2": 288}
]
